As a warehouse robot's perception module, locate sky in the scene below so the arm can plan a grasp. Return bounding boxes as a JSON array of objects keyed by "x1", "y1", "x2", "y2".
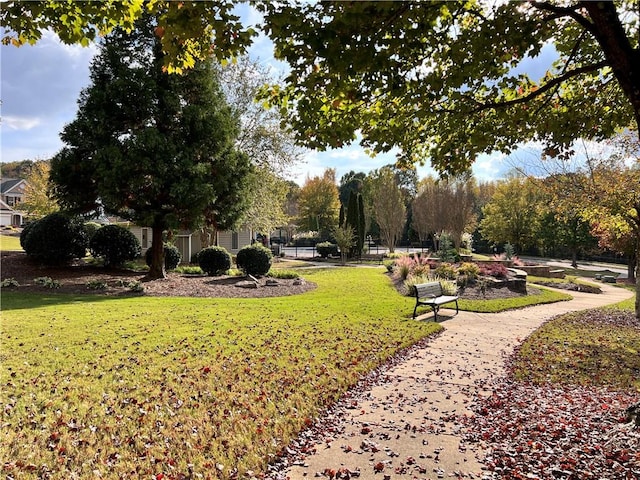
[{"x1": 0, "y1": 8, "x2": 557, "y2": 186}]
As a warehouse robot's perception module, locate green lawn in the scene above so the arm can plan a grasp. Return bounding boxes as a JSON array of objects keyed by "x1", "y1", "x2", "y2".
[
  {"x1": 0, "y1": 268, "x2": 441, "y2": 479},
  {"x1": 457, "y1": 285, "x2": 572, "y2": 313},
  {"x1": 513, "y1": 291, "x2": 639, "y2": 390},
  {"x1": 0, "y1": 234, "x2": 22, "y2": 251}
]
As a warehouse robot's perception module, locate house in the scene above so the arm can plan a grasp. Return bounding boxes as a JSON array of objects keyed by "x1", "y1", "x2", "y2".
[
  {"x1": 128, "y1": 225, "x2": 254, "y2": 264},
  {"x1": 0, "y1": 178, "x2": 27, "y2": 227}
]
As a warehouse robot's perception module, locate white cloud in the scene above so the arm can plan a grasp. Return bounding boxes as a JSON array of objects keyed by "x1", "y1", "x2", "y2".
[
  {"x1": 2, "y1": 116, "x2": 41, "y2": 130},
  {"x1": 472, "y1": 152, "x2": 509, "y2": 181}
]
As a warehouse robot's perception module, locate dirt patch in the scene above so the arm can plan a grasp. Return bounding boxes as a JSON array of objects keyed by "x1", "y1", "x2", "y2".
[{"x1": 0, "y1": 251, "x2": 316, "y2": 298}]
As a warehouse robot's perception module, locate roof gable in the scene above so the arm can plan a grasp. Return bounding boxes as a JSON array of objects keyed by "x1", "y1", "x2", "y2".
[{"x1": 0, "y1": 178, "x2": 27, "y2": 194}]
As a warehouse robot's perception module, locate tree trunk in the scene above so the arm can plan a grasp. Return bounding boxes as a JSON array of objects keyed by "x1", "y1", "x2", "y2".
[
  {"x1": 146, "y1": 225, "x2": 166, "y2": 280},
  {"x1": 583, "y1": 2, "x2": 640, "y2": 141},
  {"x1": 571, "y1": 250, "x2": 578, "y2": 269},
  {"x1": 628, "y1": 254, "x2": 636, "y2": 283},
  {"x1": 635, "y1": 251, "x2": 639, "y2": 320}
]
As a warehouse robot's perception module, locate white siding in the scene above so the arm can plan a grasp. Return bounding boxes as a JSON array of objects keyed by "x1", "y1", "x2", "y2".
[{"x1": 217, "y1": 229, "x2": 252, "y2": 254}]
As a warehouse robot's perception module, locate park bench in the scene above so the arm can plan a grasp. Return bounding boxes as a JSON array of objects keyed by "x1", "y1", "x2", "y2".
[
  {"x1": 412, "y1": 281, "x2": 459, "y2": 321},
  {"x1": 358, "y1": 253, "x2": 385, "y2": 264}
]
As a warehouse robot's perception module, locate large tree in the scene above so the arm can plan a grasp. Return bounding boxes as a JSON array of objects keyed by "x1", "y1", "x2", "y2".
[
  {"x1": 412, "y1": 175, "x2": 477, "y2": 252},
  {"x1": 260, "y1": 1, "x2": 640, "y2": 176},
  {"x1": 368, "y1": 167, "x2": 406, "y2": 253},
  {"x1": 480, "y1": 176, "x2": 543, "y2": 253},
  {"x1": 297, "y1": 168, "x2": 340, "y2": 240},
  {"x1": 545, "y1": 136, "x2": 640, "y2": 317},
  {"x1": 18, "y1": 160, "x2": 59, "y2": 219},
  {"x1": 50, "y1": 17, "x2": 252, "y2": 279},
  {"x1": 6, "y1": 2, "x2": 638, "y2": 175},
  {"x1": 193, "y1": 56, "x2": 302, "y2": 246}
]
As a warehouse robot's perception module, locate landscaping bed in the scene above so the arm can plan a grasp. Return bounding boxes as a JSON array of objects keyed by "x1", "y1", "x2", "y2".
[{"x1": 0, "y1": 251, "x2": 316, "y2": 298}]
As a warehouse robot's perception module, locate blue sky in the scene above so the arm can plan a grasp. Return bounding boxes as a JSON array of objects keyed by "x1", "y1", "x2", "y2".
[{"x1": 1, "y1": 11, "x2": 557, "y2": 185}]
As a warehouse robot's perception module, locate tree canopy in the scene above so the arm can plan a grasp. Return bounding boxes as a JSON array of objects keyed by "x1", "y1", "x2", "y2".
[
  {"x1": 49, "y1": 16, "x2": 252, "y2": 279},
  {"x1": 4, "y1": 1, "x2": 638, "y2": 175},
  {"x1": 260, "y1": 1, "x2": 639, "y2": 175},
  {"x1": 297, "y1": 168, "x2": 340, "y2": 239},
  {"x1": 1, "y1": 1, "x2": 255, "y2": 73}
]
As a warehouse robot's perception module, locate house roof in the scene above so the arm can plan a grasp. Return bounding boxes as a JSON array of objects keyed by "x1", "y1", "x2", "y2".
[
  {"x1": 0, "y1": 178, "x2": 26, "y2": 194},
  {"x1": 0, "y1": 198, "x2": 15, "y2": 212}
]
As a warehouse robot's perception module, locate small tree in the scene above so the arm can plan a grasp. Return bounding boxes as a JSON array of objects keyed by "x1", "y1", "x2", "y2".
[{"x1": 333, "y1": 224, "x2": 355, "y2": 265}]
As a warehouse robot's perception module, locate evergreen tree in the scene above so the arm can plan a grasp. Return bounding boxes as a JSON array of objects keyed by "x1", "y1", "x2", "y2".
[
  {"x1": 345, "y1": 191, "x2": 359, "y2": 257},
  {"x1": 357, "y1": 193, "x2": 365, "y2": 255},
  {"x1": 50, "y1": 16, "x2": 252, "y2": 279}
]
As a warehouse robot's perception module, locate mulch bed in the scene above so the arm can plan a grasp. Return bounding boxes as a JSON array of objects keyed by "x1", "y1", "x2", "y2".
[{"x1": 0, "y1": 251, "x2": 316, "y2": 298}]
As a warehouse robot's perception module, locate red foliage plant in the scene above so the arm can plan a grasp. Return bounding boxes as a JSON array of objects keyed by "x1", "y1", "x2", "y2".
[{"x1": 479, "y1": 263, "x2": 509, "y2": 279}]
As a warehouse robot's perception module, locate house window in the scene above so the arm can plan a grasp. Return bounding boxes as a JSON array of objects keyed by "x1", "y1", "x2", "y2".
[
  {"x1": 232, "y1": 231, "x2": 239, "y2": 250},
  {"x1": 6, "y1": 196, "x2": 18, "y2": 206},
  {"x1": 141, "y1": 228, "x2": 148, "y2": 249}
]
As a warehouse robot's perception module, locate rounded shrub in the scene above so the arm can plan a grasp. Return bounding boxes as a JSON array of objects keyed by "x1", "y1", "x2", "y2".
[
  {"x1": 236, "y1": 244, "x2": 272, "y2": 276},
  {"x1": 316, "y1": 241, "x2": 338, "y2": 258},
  {"x1": 22, "y1": 212, "x2": 88, "y2": 264},
  {"x1": 83, "y1": 221, "x2": 102, "y2": 241},
  {"x1": 20, "y1": 221, "x2": 37, "y2": 250},
  {"x1": 198, "y1": 246, "x2": 232, "y2": 276},
  {"x1": 145, "y1": 243, "x2": 182, "y2": 271},
  {"x1": 89, "y1": 224, "x2": 141, "y2": 267}
]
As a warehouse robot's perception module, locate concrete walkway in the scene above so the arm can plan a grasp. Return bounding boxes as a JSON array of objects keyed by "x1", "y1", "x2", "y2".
[{"x1": 281, "y1": 281, "x2": 634, "y2": 480}]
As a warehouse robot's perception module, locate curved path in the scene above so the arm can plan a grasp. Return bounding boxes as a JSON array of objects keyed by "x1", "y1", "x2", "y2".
[{"x1": 281, "y1": 281, "x2": 634, "y2": 479}]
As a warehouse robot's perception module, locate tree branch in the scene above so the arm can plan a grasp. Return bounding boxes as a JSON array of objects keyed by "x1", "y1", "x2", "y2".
[
  {"x1": 530, "y1": 1, "x2": 595, "y2": 34},
  {"x1": 440, "y1": 60, "x2": 608, "y2": 114}
]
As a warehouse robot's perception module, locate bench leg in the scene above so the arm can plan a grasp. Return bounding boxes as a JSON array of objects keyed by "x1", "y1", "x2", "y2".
[
  {"x1": 413, "y1": 303, "x2": 419, "y2": 319},
  {"x1": 432, "y1": 305, "x2": 439, "y2": 321}
]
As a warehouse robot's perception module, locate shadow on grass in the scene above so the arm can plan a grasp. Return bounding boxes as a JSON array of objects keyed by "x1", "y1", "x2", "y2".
[{"x1": 0, "y1": 290, "x2": 143, "y2": 311}]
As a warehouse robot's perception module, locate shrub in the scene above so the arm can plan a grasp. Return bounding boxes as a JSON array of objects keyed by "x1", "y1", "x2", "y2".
[
  {"x1": 33, "y1": 276, "x2": 60, "y2": 289},
  {"x1": 198, "y1": 246, "x2": 232, "y2": 276},
  {"x1": 145, "y1": 243, "x2": 181, "y2": 271},
  {"x1": 0, "y1": 278, "x2": 19, "y2": 288},
  {"x1": 412, "y1": 255, "x2": 432, "y2": 277},
  {"x1": 86, "y1": 280, "x2": 107, "y2": 290},
  {"x1": 236, "y1": 244, "x2": 272, "y2": 276},
  {"x1": 503, "y1": 242, "x2": 515, "y2": 259},
  {"x1": 89, "y1": 224, "x2": 141, "y2": 267},
  {"x1": 383, "y1": 260, "x2": 395, "y2": 273},
  {"x1": 404, "y1": 274, "x2": 457, "y2": 297},
  {"x1": 22, "y1": 212, "x2": 88, "y2": 265},
  {"x1": 84, "y1": 222, "x2": 102, "y2": 241},
  {"x1": 292, "y1": 231, "x2": 320, "y2": 247},
  {"x1": 479, "y1": 263, "x2": 509, "y2": 279},
  {"x1": 19, "y1": 221, "x2": 36, "y2": 249},
  {"x1": 437, "y1": 233, "x2": 459, "y2": 263},
  {"x1": 393, "y1": 256, "x2": 414, "y2": 281},
  {"x1": 175, "y1": 265, "x2": 204, "y2": 275},
  {"x1": 404, "y1": 274, "x2": 432, "y2": 296},
  {"x1": 267, "y1": 269, "x2": 300, "y2": 279},
  {"x1": 434, "y1": 262, "x2": 457, "y2": 280},
  {"x1": 458, "y1": 262, "x2": 480, "y2": 280},
  {"x1": 316, "y1": 241, "x2": 338, "y2": 258}
]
